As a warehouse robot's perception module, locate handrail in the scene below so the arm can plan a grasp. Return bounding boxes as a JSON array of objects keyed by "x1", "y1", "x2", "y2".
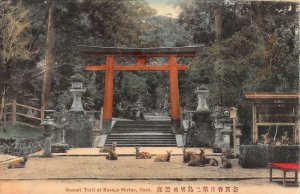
[
  {"x1": 16, "y1": 112, "x2": 41, "y2": 121},
  {"x1": 16, "y1": 103, "x2": 41, "y2": 112}
]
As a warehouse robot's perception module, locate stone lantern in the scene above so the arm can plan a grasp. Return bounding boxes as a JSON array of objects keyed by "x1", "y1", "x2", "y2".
[
  {"x1": 220, "y1": 115, "x2": 232, "y2": 149},
  {"x1": 41, "y1": 116, "x2": 54, "y2": 157},
  {"x1": 230, "y1": 107, "x2": 238, "y2": 156},
  {"x1": 190, "y1": 84, "x2": 213, "y2": 147},
  {"x1": 195, "y1": 84, "x2": 210, "y2": 112},
  {"x1": 235, "y1": 122, "x2": 243, "y2": 155},
  {"x1": 70, "y1": 72, "x2": 86, "y2": 112}
]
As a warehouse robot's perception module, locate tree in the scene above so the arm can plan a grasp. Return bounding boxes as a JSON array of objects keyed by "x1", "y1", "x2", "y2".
[
  {"x1": 0, "y1": 1, "x2": 36, "y2": 99},
  {"x1": 41, "y1": 0, "x2": 56, "y2": 118}
]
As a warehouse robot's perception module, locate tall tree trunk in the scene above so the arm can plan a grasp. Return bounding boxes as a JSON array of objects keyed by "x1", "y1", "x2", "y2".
[
  {"x1": 251, "y1": 1, "x2": 264, "y2": 27},
  {"x1": 41, "y1": 0, "x2": 55, "y2": 120},
  {"x1": 214, "y1": 6, "x2": 223, "y2": 42}
]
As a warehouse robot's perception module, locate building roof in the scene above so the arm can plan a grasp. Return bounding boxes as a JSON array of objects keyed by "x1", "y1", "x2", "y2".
[{"x1": 244, "y1": 92, "x2": 300, "y2": 100}]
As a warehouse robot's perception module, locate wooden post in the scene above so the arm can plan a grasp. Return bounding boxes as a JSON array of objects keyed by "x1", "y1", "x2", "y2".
[
  {"x1": 102, "y1": 56, "x2": 114, "y2": 133},
  {"x1": 41, "y1": 105, "x2": 45, "y2": 121},
  {"x1": 12, "y1": 99, "x2": 17, "y2": 125},
  {"x1": 252, "y1": 104, "x2": 258, "y2": 144},
  {"x1": 168, "y1": 55, "x2": 180, "y2": 133},
  {"x1": 232, "y1": 118, "x2": 237, "y2": 154},
  {"x1": 99, "y1": 107, "x2": 103, "y2": 131},
  {"x1": 283, "y1": 171, "x2": 286, "y2": 186},
  {"x1": 269, "y1": 167, "x2": 272, "y2": 182},
  {"x1": 0, "y1": 91, "x2": 5, "y2": 122}
]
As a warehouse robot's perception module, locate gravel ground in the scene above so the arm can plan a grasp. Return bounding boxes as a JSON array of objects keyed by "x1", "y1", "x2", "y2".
[
  {"x1": 0, "y1": 155, "x2": 293, "y2": 180},
  {"x1": 0, "y1": 154, "x2": 299, "y2": 194}
]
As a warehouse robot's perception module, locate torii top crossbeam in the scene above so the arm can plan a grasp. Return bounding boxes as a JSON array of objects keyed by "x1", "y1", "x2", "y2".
[
  {"x1": 80, "y1": 46, "x2": 201, "y2": 134},
  {"x1": 79, "y1": 46, "x2": 201, "y2": 56}
]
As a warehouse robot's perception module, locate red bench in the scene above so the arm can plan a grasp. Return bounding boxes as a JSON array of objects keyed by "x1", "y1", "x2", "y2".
[{"x1": 269, "y1": 162, "x2": 300, "y2": 186}]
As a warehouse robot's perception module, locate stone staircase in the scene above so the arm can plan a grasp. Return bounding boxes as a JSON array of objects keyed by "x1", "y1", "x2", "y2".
[{"x1": 105, "y1": 120, "x2": 177, "y2": 147}]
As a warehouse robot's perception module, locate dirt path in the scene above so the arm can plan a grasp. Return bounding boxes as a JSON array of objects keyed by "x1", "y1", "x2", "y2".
[{"x1": 0, "y1": 156, "x2": 291, "y2": 180}]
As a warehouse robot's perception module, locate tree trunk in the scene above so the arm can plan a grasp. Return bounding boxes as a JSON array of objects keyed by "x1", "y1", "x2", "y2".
[
  {"x1": 251, "y1": 1, "x2": 264, "y2": 27},
  {"x1": 214, "y1": 6, "x2": 223, "y2": 42},
  {"x1": 41, "y1": 0, "x2": 55, "y2": 120}
]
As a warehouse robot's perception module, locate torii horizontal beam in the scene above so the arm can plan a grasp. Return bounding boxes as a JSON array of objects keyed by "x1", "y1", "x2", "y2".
[
  {"x1": 79, "y1": 45, "x2": 202, "y2": 57},
  {"x1": 85, "y1": 64, "x2": 188, "y2": 71}
]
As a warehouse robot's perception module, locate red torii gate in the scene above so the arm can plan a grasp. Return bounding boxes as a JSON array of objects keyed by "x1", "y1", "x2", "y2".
[{"x1": 79, "y1": 46, "x2": 200, "y2": 134}]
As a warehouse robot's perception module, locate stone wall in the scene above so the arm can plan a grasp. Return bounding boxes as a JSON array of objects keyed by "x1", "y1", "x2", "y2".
[
  {"x1": 239, "y1": 145, "x2": 300, "y2": 168},
  {"x1": 0, "y1": 137, "x2": 44, "y2": 156}
]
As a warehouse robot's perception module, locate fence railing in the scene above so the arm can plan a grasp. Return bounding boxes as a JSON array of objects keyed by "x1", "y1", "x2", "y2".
[{"x1": 1, "y1": 99, "x2": 55, "y2": 129}]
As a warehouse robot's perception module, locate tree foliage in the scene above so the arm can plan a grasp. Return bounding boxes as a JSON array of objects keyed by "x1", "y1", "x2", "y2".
[{"x1": 0, "y1": 0, "x2": 38, "y2": 100}]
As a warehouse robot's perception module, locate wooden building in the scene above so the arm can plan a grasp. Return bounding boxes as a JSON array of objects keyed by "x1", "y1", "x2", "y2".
[{"x1": 245, "y1": 92, "x2": 300, "y2": 144}]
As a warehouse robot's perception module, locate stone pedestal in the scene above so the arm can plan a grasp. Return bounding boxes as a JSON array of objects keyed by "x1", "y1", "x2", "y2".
[
  {"x1": 64, "y1": 111, "x2": 93, "y2": 147},
  {"x1": 213, "y1": 124, "x2": 223, "y2": 147},
  {"x1": 235, "y1": 124, "x2": 242, "y2": 156},
  {"x1": 220, "y1": 124, "x2": 232, "y2": 149},
  {"x1": 41, "y1": 116, "x2": 54, "y2": 157}
]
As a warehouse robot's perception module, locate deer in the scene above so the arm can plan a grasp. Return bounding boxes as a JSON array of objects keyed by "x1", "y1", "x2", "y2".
[
  {"x1": 261, "y1": 133, "x2": 274, "y2": 145},
  {"x1": 135, "y1": 147, "x2": 153, "y2": 159},
  {"x1": 100, "y1": 142, "x2": 117, "y2": 153},
  {"x1": 220, "y1": 155, "x2": 232, "y2": 168},
  {"x1": 8, "y1": 156, "x2": 28, "y2": 169},
  {"x1": 154, "y1": 150, "x2": 172, "y2": 162},
  {"x1": 281, "y1": 131, "x2": 289, "y2": 145},
  {"x1": 187, "y1": 148, "x2": 206, "y2": 167},
  {"x1": 182, "y1": 147, "x2": 198, "y2": 163},
  {"x1": 203, "y1": 157, "x2": 219, "y2": 166},
  {"x1": 106, "y1": 149, "x2": 118, "y2": 160}
]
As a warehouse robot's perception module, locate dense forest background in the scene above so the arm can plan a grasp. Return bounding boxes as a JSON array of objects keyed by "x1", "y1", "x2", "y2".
[{"x1": 0, "y1": 0, "x2": 299, "y2": 129}]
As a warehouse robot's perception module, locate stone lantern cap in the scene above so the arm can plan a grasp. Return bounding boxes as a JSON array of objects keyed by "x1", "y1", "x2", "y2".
[
  {"x1": 70, "y1": 72, "x2": 85, "y2": 90},
  {"x1": 41, "y1": 116, "x2": 54, "y2": 126},
  {"x1": 70, "y1": 72, "x2": 84, "y2": 82},
  {"x1": 41, "y1": 116, "x2": 54, "y2": 133}
]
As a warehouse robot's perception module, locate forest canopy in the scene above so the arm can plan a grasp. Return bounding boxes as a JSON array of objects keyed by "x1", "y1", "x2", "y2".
[{"x1": 0, "y1": 0, "x2": 298, "y2": 119}]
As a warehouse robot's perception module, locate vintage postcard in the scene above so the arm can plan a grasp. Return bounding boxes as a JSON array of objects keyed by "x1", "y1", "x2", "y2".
[{"x1": 0, "y1": 0, "x2": 299, "y2": 194}]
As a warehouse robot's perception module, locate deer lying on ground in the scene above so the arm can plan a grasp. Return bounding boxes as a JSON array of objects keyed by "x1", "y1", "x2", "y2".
[
  {"x1": 8, "y1": 156, "x2": 28, "y2": 169},
  {"x1": 203, "y1": 157, "x2": 219, "y2": 166},
  {"x1": 106, "y1": 149, "x2": 118, "y2": 160},
  {"x1": 100, "y1": 142, "x2": 117, "y2": 153},
  {"x1": 188, "y1": 148, "x2": 219, "y2": 167},
  {"x1": 187, "y1": 148, "x2": 206, "y2": 166},
  {"x1": 135, "y1": 147, "x2": 153, "y2": 159},
  {"x1": 182, "y1": 147, "x2": 198, "y2": 163},
  {"x1": 220, "y1": 155, "x2": 232, "y2": 168},
  {"x1": 154, "y1": 150, "x2": 172, "y2": 162}
]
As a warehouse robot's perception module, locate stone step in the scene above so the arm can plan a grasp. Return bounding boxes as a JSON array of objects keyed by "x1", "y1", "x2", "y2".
[
  {"x1": 109, "y1": 132, "x2": 173, "y2": 135},
  {"x1": 113, "y1": 126, "x2": 171, "y2": 129},
  {"x1": 105, "y1": 120, "x2": 177, "y2": 147},
  {"x1": 104, "y1": 143, "x2": 177, "y2": 147},
  {"x1": 113, "y1": 124, "x2": 171, "y2": 128},
  {"x1": 111, "y1": 130, "x2": 173, "y2": 133},
  {"x1": 107, "y1": 136, "x2": 175, "y2": 139},
  {"x1": 116, "y1": 120, "x2": 171, "y2": 124},
  {"x1": 106, "y1": 140, "x2": 176, "y2": 144}
]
